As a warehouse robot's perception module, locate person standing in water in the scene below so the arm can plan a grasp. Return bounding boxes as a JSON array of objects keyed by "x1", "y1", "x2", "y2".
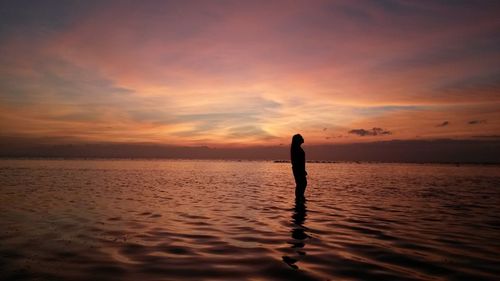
[{"x1": 291, "y1": 134, "x2": 307, "y2": 199}]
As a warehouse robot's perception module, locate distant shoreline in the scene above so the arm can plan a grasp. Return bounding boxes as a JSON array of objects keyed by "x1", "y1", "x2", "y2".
[
  {"x1": 0, "y1": 157, "x2": 499, "y2": 166},
  {"x1": 2, "y1": 139, "x2": 499, "y2": 164}
]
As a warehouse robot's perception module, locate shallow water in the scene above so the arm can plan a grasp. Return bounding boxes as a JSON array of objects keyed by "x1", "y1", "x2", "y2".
[{"x1": 0, "y1": 159, "x2": 499, "y2": 281}]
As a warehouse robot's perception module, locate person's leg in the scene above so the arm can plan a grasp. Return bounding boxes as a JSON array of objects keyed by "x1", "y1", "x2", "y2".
[
  {"x1": 302, "y1": 177, "x2": 307, "y2": 196},
  {"x1": 295, "y1": 176, "x2": 307, "y2": 199},
  {"x1": 295, "y1": 183, "x2": 301, "y2": 198},
  {"x1": 301, "y1": 176, "x2": 307, "y2": 197},
  {"x1": 293, "y1": 170, "x2": 300, "y2": 197}
]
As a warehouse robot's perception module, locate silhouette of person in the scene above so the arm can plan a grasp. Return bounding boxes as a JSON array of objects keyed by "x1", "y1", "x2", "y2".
[{"x1": 291, "y1": 134, "x2": 307, "y2": 199}]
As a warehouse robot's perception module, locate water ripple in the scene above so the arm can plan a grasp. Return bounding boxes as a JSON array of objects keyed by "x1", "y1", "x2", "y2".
[{"x1": 0, "y1": 160, "x2": 499, "y2": 280}]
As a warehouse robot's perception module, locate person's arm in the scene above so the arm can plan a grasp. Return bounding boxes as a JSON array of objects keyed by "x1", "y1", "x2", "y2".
[{"x1": 302, "y1": 149, "x2": 307, "y2": 175}]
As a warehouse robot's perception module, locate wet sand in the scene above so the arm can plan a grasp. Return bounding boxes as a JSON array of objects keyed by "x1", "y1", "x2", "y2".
[{"x1": 1, "y1": 159, "x2": 499, "y2": 280}]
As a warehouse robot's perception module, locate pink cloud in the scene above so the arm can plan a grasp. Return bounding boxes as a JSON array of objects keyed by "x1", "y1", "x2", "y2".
[{"x1": 1, "y1": 1, "x2": 499, "y2": 145}]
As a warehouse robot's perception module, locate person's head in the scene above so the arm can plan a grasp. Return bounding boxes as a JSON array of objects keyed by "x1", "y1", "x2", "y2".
[{"x1": 291, "y1": 134, "x2": 304, "y2": 147}]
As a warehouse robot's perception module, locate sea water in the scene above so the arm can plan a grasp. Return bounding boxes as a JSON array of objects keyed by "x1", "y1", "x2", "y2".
[{"x1": 0, "y1": 159, "x2": 499, "y2": 280}]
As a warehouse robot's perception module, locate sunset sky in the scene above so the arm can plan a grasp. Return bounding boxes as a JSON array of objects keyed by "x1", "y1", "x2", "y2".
[{"x1": 1, "y1": 0, "x2": 499, "y2": 147}]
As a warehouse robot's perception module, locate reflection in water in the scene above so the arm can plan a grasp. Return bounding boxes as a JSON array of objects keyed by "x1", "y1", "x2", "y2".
[{"x1": 282, "y1": 197, "x2": 309, "y2": 270}]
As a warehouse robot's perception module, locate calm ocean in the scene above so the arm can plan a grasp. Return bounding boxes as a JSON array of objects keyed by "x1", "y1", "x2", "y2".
[{"x1": 1, "y1": 159, "x2": 499, "y2": 280}]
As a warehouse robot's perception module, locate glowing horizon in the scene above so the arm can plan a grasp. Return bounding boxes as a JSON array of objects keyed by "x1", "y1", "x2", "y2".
[{"x1": 1, "y1": 1, "x2": 499, "y2": 147}]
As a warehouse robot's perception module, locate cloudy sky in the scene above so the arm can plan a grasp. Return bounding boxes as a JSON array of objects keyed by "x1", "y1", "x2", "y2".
[{"x1": 1, "y1": 0, "x2": 499, "y2": 147}]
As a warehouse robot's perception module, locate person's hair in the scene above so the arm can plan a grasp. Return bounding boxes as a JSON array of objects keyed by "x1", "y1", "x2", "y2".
[{"x1": 291, "y1": 134, "x2": 303, "y2": 148}]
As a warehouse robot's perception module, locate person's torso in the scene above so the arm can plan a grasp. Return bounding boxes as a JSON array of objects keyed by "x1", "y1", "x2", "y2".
[{"x1": 291, "y1": 147, "x2": 305, "y2": 170}]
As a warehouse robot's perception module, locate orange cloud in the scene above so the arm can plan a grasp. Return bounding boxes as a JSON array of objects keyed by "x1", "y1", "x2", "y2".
[{"x1": 1, "y1": 1, "x2": 499, "y2": 146}]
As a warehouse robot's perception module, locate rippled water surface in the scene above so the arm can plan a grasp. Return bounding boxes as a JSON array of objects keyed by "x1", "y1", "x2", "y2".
[{"x1": 1, "y1": 159, "x2": 499, "y2": 281}]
